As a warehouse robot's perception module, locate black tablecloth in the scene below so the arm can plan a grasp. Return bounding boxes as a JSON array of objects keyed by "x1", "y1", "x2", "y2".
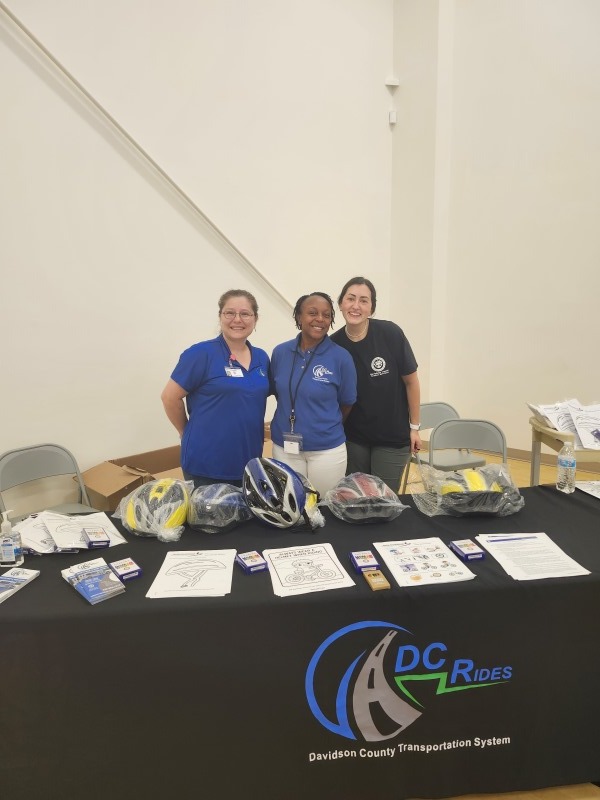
[{"x1": 1, "y1": 486, "x2": 599, "y2": 799}]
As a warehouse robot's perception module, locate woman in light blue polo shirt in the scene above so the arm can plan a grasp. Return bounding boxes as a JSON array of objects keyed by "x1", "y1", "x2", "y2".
[
  {"x1": 270, "y1": 292, "x2": 357, "y2": 496},
  {"x1": 161, "y1": 289, "x2": 270, "y2": 488}
]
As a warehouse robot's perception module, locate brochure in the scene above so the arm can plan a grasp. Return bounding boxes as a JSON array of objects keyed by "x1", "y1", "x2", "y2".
[
  {"x1": 0, "y1": 567, "x2": 40, "y2": 604},
  {"x1": 373, "y1": 538, "x2": 476, "y2": 587},
  {"x1": 61, "y1": 557, "x2": 126, "y2": 604}
]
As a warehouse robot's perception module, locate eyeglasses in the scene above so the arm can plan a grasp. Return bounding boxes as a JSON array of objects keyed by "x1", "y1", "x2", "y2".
[{"x1": 221, "y1": 310, "x2": 255, "y2": 321}]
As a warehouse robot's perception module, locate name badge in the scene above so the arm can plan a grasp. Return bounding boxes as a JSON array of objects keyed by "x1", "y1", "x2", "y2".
[
  {"x1": 225, "y1": 367, "x2": 244, "y2": 377},
  {"x1": 283, "y1": 432, "x2": 303, "y2": 454}
]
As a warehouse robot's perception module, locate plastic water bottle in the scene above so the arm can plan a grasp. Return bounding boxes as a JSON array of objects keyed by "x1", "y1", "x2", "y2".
[{"x1": 556, "y1": 442, "x2": 576, "y2": 494}]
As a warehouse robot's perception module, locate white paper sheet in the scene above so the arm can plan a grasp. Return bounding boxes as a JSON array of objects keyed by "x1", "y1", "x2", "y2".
[
  {"x1": 575, "y1": 481, "x2": 600, "y2": 500},
  {"x1": 373, "y1": 538, "x2": 476, "y2": 587},
  {"x1": 263, "y1": 543, "x2": 355, "y2": 597},
  {"x1": 475, "y1": 532, "x2": 590, "y2": 580},
  {"x1": 146, "y1": 550, "x2": 236, "y2": 598}
]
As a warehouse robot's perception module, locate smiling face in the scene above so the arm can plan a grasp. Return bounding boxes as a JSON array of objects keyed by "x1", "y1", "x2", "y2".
[
  {"x1": 296, "y1": 295, "x2": 333, "y2": 348},
  {"x1": 219, "y1": 295, "x2": 256, "y2": 345},
  {"x1": 339, "y1": 283, "x2": 373, "y2": 328}
]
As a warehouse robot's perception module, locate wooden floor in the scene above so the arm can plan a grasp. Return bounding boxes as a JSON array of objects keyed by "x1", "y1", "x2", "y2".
[{"x1": 431, "y1": 785, "x2": 600, "y2": 800}]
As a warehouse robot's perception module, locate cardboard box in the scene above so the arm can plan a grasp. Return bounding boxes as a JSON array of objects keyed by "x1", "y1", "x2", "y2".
[{"x1": 81, "y1": 446, "x2": 182, "y2": 513}]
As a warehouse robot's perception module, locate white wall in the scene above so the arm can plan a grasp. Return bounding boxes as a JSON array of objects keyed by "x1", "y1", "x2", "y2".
[
  {"x1": 2, "y1": 0, "x2": 599, "y2": 468},
  {"x1": 392, "y1": 0, "x2": 600, "y2": 451},
  {"x1": 1, "y1": 0, "x2": 393, "y2": 468}
]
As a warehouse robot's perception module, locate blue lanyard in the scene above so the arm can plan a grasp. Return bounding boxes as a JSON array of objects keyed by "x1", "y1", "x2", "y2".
[{"x1": 287, "y1": 335, "x2": 322, "y2": 431}]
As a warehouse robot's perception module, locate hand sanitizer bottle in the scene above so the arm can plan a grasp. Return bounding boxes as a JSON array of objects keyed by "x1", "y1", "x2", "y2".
[{"x1": 0, "y1": 510, "x2": 24, "y2": 567}]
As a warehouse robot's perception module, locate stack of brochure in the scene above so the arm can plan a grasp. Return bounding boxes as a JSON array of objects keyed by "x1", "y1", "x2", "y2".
[
  {"x1": 0, "y1": 567, "x2": 40, "y2": 604},
  {"x1": 61, "y1": 557, "x2": 125, "y2": 605},
  {"x1": 527, "y1": 400, "x2": 600, "y2": 450}
]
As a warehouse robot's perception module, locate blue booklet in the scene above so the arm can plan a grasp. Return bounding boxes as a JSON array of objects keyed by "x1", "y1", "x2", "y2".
[
  {"x1": 0, "y1": 567, "x2": 40, "y2": 604},
  {"x1": 61, "y1": 558, "x2": 125, "y2": 605}
]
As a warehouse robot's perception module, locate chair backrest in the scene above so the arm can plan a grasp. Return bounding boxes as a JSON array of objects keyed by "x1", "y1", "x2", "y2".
[
  {"x1": 0, "y1": 444, "x2": 89, "y2": 513},
  {"x1": 420, "y1": 402, "x2": 460, "y2": 430},
  {"x1": 428, "y1": 419, "x2": 507, "y2": 462}
]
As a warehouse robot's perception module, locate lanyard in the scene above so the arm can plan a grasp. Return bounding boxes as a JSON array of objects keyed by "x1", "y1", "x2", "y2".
[
  {"x1": 287, "y1": 335, "x2": 321, "y2": 431},
  {"x1": 219, "y1": 334, "x2": 248, "y2": 369}
]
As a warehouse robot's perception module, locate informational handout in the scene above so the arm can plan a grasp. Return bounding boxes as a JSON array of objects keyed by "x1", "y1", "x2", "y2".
[
  {"x1": 373, "y1": 538, "x2": 476, "y2": 587},
  {"x1": 15, "y1": 511, "x2": 126, "y2": 553},
  {"x1": 263, "y1": 543, "x2": 354, "y2": 597},
  {"x1": 475, "y1": 532, "x2": 590, "y2": 580},
  {"x1": 527, "y1": 399, "x2": 600, "y2": 450},
  {"x1": 146, "y1": 550, "x2": 236, "y2": 598},
  {"x1": 575, "y1": 481, "x2": 600, "y2": 500}
]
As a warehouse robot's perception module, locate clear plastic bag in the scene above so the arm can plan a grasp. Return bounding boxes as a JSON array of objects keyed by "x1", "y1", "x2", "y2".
[
  {"x1": 114, "y1": 478, "x2": 192, "y2": 542},
  {"x1": 322, "y1": 473, "x2": 409, "y2": 524},
  {"x1": 188, "y1": 483, "x2": 253, "y2": 533},
  {"x1": 411, "y1": 463, "x2": 524, "y2": 517}
]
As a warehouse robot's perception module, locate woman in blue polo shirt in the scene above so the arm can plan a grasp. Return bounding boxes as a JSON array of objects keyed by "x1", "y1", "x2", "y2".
[
  {"x1": 161, "y1": 289, "x2": 270, "y2": 487},
  {"x1": 270, "y1": 292, "x2": 357, "y2": 496}
]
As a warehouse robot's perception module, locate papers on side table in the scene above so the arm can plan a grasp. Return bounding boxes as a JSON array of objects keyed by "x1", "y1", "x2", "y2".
[
  {"x1": 263, "y1": 543, "x2": 354, "y2": 597},
  {"x1": 527, "y1": 399, "x2": 600, "y2": 450},
  {"x1": 146, "y1": 550, "x2": 236, "y2": 598},
  {"x1": 476, "y1": 532, "x2": 590, "y2": 580},
  {"x1": 373, "y1": 538, "x2": 476, "y2": 587}
]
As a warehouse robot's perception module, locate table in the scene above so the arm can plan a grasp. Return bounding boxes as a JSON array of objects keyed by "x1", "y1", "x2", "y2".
[
  {"x1": 529, "y1": 416, "x2": 599, "y2": 485},
  {"x1": 1, "y1": 486, "x2": 600, "y2": 800}
]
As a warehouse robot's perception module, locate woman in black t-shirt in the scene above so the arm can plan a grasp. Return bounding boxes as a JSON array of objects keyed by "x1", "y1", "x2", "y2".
[{"x1": 330, "y1": 277, "x2": 422, "y2": 492}]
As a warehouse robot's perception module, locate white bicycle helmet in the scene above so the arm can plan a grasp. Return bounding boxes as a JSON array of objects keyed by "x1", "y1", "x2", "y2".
[{"x1": 242, "y1": 458, "x2": 307, "y2": 529}]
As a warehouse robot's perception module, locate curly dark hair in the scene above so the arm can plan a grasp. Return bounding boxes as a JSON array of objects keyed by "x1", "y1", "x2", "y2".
[{"x1": 293, "y1": 292, "x2": 336, "y2": 329}]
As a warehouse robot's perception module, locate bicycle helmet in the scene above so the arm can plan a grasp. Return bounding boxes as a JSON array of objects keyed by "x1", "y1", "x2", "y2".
[
  {"x1": 324, "y1": 473, "x2": 408, "y2": 524},
  {"x1": 242, "y1": 458, "x2": 307, "y2": 529},
  {"x1": 122, "y1": 478, "x2": 189, "y2": 539},
  {"x1": 413, "y1": 464, "x2": 524, "y2": 517},
  {"x1": 188, "y1": 483, "x2": 252, "y2": 534}
]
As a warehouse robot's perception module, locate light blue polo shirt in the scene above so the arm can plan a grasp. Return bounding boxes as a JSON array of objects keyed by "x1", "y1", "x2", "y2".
[
  {"x1": 270, "y1": 334, "x2": 357, "y2": 452},
  {"x1": 171, "y1": 335, "x2": 270, "y2": 480}
]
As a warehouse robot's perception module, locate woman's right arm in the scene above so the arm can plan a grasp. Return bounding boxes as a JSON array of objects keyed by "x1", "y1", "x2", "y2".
[{"x1": 161, "y1": 379, "x2": 189, "y2": 439}]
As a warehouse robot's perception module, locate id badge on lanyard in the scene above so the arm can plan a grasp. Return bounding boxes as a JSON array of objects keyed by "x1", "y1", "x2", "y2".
[{"x1": 225, "y1": 367, "x2": 244, "y2": 377}]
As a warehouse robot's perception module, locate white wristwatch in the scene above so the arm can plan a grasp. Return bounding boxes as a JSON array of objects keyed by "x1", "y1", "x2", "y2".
[{"x1": 409, "y1": 422, "x2": 421, "y2": 431}]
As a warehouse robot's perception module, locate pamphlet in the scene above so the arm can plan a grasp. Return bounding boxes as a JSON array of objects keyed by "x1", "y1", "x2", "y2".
[
  {"x1": 61, "y1": 557, "x2": 126, "y2": 604},
  {"x1": 373, "y1": 538, "x2": 476, "y2": 587},
  {"x1": 475, "y1": 532, "x2": 590, "y2": 580},
  {"x1": 0, "y1": 567, "x2": 40, "y2": 604},
  {"x1": 575, "y1": 481, "x2": 600, "y2": 501},
  {"x1": 15, "y1": 511, "x2": 127, "y2": 554}
]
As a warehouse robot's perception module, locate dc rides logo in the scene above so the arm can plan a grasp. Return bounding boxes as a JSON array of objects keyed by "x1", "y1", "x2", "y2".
[
  {"x1": 305, "y1": 621, "x2": 512, "y2": 742},
  {"x1": 312, "y1": 365, "x2": 333, "y2": 382}
]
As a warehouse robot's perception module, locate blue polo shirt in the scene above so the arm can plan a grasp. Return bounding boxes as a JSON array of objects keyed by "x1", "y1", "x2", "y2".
[
  {"x1": 171, "y1": 335, "x2": 270, "y2": 480},
  {"x1": 270, "y1": 335, "x2": 357, "y2": 452}
]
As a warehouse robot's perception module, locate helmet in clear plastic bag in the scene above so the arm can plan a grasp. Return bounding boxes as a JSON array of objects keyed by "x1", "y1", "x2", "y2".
[
  {"x1": 242, "y1": 458, "x2": 307, "y2": 529},
  {"x1": 188, "y1": 483, "x2": 252, "y2": 533},
  {"x1": 124, "y1": 478, "x2": 189, "y2": 536},
  {"x1": 414, "y1": 464, "x2": 524, "y2": 517},
  {"x1": 324, "y1": 472, "x2": 408, "y2": 524}
]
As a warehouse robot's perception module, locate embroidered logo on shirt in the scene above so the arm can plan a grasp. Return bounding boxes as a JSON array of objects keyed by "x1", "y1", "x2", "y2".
[
  {"x1": 313, "y1": 365, "x2": 333, "y2": 382},
  {"x1": 370, "y1": 356, "x2": 389, "y2": 377}
]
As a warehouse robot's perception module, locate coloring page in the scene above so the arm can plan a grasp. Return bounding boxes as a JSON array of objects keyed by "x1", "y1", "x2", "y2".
[
  {"x1": 263, "y1": 543, "x2": 354, "y2": 597},
  {"x1": 146, "y1": 550, "x2": 236, "y2": 598}
]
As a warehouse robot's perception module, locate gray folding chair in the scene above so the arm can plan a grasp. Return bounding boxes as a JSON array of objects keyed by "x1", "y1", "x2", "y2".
[
  {"x1": 0, "y1": 443, "x2": 96, "y2": 519},
  {"x1": 428, "y1": 419, "x2": 507, "y2": 464},
  {"x1": 400, "y1": 402, "x2": 487, "y2": 493}
]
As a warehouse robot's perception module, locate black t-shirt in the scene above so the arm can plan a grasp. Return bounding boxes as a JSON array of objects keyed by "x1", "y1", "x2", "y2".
[{"x1": 330, "y1": 319, "x2": 418, "y2": 448}]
